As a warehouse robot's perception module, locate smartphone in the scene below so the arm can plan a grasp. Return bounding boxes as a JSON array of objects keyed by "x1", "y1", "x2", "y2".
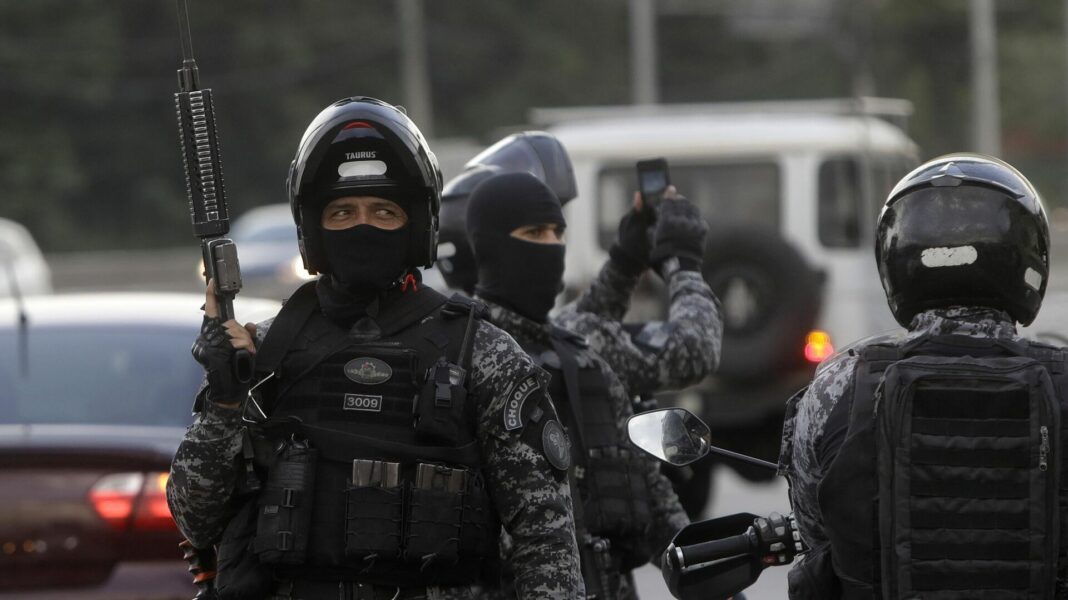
[{"x1": 636, "y1": 158, "x2": 670, "y2": 211}]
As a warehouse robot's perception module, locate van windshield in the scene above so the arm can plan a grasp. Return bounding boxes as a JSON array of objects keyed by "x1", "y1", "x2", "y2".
[
  {"x1": 818, "y1": 155, "x2": 917, "y2": 248},
  {"x1": 597, "y1": 161, "x2": 781, "y2": 247}
]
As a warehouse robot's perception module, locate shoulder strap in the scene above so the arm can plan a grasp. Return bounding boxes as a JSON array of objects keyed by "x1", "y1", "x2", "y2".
[
  {"x1": 255, "y1": 280, "x2": 320, "y2": 376},
  {"x1": 549, "y1": 328, "x2": 590, "y2": 468}
]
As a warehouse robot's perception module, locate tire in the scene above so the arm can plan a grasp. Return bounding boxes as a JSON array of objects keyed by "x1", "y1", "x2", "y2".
[{"x1": 701, "y1": 225, "x2": 822, "y2": 382}]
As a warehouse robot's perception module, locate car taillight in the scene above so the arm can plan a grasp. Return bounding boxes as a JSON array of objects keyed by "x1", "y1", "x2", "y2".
[
  {"x1": 804, "y1": 330, "x2": 834, "y2": 363},
  {"x1": 89, "y1": 472, "x2": 177, "y2": 532}
]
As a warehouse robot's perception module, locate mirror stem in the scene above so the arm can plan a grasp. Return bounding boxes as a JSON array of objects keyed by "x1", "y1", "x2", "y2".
[{"x1": 709, "y1": 445, "x2": 778, "y2": 472}]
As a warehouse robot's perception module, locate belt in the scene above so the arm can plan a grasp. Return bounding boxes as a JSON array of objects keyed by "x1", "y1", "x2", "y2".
[{"x1": 272, "y1": 580, "x2": 430, "y2": 600}]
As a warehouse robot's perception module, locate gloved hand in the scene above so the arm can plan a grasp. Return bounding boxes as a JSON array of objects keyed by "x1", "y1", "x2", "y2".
[
  {"x1": 608, "y1": 193, "x2": 656, "y2": 276},
  {"x1": 191, "y1": 280, "x2": 256, "y2": 405},
  {"x1": 649, "y1": 195, "x2": 708, "y2": 275}
]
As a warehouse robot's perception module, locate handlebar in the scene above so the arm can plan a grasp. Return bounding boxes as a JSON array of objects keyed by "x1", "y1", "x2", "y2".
[{"x1": 677, "y1": 531, "x2": 756, "y2": 566}]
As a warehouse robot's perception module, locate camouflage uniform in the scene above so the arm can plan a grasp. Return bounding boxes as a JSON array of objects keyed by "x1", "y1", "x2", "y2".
[
  {"x1": 483, "y1": 299, "x2": 689, "y2": 598},
  {"x1": 555, "y1": 260, "x2": 722, "y2": 396},
  {"x1": 779, "y1": 306, "x2": 1024, "y2": 552},
  {"x1": 167, "y1": 300, "x2": 584, "y2": 600}
]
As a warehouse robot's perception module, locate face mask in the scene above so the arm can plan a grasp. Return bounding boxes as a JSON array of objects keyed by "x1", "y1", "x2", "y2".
[
  {"x1": 476, "y1": 237, "x2": 565, "y2": 323},
  {"x1": 321, "y1": 224, "x2": 410, "y2": 292}
]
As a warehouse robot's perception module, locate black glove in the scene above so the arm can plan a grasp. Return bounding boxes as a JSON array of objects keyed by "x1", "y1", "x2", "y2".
[
  {"x1": 608, "y1": 205, "x2": 655, "y2": 276},
  {"x1": 191, "y1": 315, "x2": 250, "y2": 403},
  {"x1": 649, "y1": 196, "x2": 707, "y2": 274}
]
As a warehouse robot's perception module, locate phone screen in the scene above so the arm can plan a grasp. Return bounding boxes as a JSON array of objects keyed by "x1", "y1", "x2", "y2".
[{"x1": 640, "y1": 169, "x2": 668, "y2": 196}]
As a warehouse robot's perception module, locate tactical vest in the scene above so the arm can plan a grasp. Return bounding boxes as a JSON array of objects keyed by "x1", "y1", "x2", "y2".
[
  {"x1": 245, "y1": 282, "x2": 499, "y2": 587},
  {"x1": 527, "y1": 325, "x2": 653, "y2": 568},
  {"x1": 813, "y1": 333, "x2": 1068, "y2": 600}
]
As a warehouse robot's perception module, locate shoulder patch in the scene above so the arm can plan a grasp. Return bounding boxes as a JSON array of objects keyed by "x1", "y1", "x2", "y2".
[
  {"x1": 541, "y1": 419, "x2": 571, "y2": 471},
  {"x1": 503, "y1": 374, "x2": 540, "y2": 431}
]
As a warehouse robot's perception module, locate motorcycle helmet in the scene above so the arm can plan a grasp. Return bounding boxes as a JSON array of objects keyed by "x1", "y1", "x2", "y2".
[
  {"x1": 876, "y1": 153, "x2": 1049, "y2": 326},
  {"x1": 287, "y1": 97, "x2": 442, "y2": 274}
]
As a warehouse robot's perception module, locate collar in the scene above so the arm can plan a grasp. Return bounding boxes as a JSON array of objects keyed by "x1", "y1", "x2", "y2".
[
  {"x1": 478, "y1": 296, "x2": 553, "y2": 345},
  {"x1": 907, "y1": 306, "x2": 1018, "y2": 341}
]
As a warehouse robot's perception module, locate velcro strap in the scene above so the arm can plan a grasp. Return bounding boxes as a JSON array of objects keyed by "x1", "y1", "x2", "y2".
[
  {"x1": 253, "y1": 530, "x2": 293, "y2": 552},
  {"x1": 259, "y1": 487, "x2": 301, "y2": 508},
  {"x1": 912, "y1": 417, "x2": 1030, "y2": 437},
  {"x1": 911, "y1": 563, "x2": 1029, "y2": 591},
  {"x1": 910, "y1": 445, "x2": 1030, "y2": 468},
  {"x1": 911, "y1": 478, "x2": 1028, "y2": 499}
]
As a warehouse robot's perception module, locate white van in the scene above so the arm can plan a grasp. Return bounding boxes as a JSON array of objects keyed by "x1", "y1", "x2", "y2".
[{"x1": 539, "y1": 99, "x2": 920, "y2": 460}]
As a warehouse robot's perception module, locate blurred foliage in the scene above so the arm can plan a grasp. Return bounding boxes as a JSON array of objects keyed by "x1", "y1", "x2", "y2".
[{"x1": 0, "y1": 0, "x2": 1065, "y2": 251}]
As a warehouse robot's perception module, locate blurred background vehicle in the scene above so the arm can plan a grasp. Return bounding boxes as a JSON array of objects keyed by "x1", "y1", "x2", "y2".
[
  {"x1": 537, "y1": 100, "x2": 917, "y2": 508},
  {"x1": 0, "y1": 217, "x2": 52, "y2": 298},
  {"x1": 213, "y1": 203, "x2": 313, "y2": 299},
  {"x1": 0, "y1": 293, "x2": 278, "y2": 599}
]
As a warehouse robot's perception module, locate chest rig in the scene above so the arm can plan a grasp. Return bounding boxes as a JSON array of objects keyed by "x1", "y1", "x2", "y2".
[
  {"x1": 244, "y1": 282, "x2": 499, "y2": 587},
  {"x1": 812, "y1": 333, "x2": 1068, "y2": 600},
  {"x1": 527, "y1": 325, "x2": 653, "y2": 569}
]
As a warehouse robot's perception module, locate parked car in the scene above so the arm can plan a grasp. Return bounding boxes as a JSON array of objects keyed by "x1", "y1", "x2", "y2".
[
  {"x1": 533, "y1": 99, "x2": 920, "y2": 476},
  {"x1": 0, "y1": 217, "x2": 52, "y2": 297},
  {"x1": 0, "y1": 293, "x2": 278, "y2": 599}
]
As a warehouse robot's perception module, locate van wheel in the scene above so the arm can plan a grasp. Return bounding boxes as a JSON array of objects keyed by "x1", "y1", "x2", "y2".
[{"x1": 701, "y1": 225, "x2": 822, "y2": 381}]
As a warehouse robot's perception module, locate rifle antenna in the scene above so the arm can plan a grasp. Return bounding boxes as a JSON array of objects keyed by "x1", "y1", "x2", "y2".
[{"x1": 175, "y1": 0, "x2": 199, "y2": 91}]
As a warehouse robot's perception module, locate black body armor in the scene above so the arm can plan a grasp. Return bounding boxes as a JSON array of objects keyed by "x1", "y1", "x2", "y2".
[
  {"x1": 811, "y1": 333, "x2": 1068, "y2": 600},
  {"x1": 529, "y1": 326, "x2": 653, "y2": 569},
  {"x1": 246, "y1": 283, "x2": 499, "y2": 587}
]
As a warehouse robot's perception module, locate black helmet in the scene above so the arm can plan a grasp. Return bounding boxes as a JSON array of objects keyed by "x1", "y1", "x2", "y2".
[
  {"x1": 876, "y1": 153, "x2": 1049, "y2": 327},
  {"x1": 287, "y1": 97, "x2": 442, "y2": 274},
  {"x1": 437, "y1": 131, "x2": 577, "y2": 292}
]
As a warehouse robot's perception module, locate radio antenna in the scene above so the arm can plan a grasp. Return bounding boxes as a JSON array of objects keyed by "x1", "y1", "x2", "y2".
[{"x1": 175, "y1": 0, "x2": 199, "y2": 91}]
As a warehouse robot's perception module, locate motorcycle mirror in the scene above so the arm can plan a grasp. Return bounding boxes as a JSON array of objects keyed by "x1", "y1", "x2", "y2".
[{"x1": 627, "y1": 408, "x2": 711, "y2": 467}]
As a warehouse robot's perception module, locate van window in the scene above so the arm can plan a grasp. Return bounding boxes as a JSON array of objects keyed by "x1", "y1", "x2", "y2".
[
  {"x1": 818, "y1": 156, "x2": 916, "y2": 248},
  {"x1": 597, "y1": 162, "x2": 780, "y2": 248}
]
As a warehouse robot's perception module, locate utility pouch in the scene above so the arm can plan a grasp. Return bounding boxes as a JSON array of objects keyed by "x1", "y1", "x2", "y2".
[
  {"x1": 458, "y1": 471, "x2": 496, "y2": 561},
  {"x1": 216, "y1": 496, "x2": 272, "y2": 600},
  {"x1": 585, "y1": 447, "x2": 652, "y2": 539},
  {"x1": 405, "y1": 463, "x2": 466, "y2": 566},
  {"x1": 344, "y1": 459, "x2": 404, "y2": 561},
  {"x1": 413, "y1": 357, "x2": 467, "y2": 445},
  {"x1": 253, "y1": 438, "x2": 317, "y2": 565}
]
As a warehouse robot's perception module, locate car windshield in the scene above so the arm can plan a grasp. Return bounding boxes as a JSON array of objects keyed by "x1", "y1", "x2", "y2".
[{"x1": 0, "y1": 326, "x2": 201, "y2": 427}]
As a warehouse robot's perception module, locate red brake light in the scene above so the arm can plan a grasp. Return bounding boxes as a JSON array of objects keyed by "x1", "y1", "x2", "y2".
[
  {"x1": 89, "y1": 472, "x2": 177, "y2": 532},
  {"x1": 132, "y1": 473, "x2": 177, "y2": 531},
  {"x1": 804, "y1": 330, "x2": 835, "y2": 363}
]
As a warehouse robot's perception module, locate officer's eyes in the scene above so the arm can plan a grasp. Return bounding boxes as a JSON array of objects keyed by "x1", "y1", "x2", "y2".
[{"x1": 374, "y1": 208, "x2": 399, "y2": 219}]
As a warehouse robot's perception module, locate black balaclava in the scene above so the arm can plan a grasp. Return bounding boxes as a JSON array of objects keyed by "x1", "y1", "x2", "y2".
[
  {"x1": 467, "y1": 172, "x2": 566, "y2": 323},
  {"x1": 316, "y1": 190, "x2": 413, "y2": 323}
]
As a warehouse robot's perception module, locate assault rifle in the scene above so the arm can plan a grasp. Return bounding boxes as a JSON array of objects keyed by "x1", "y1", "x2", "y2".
[
  {"x1": 174, "y1": 0, "x2": 252, "y2": 382},
  {"x1": 173, "y1": 1, "x2": 245, "y2": 598}
]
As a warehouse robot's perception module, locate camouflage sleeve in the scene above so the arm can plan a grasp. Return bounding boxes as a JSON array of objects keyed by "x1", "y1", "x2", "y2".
[
  {"x1": 166, "y1": 399, "x2": 245, "y2": 548},
  {"x1": 781, "y1": 352, "x2": 858, "y2": 549},
  {"x1": 471, "y1": 320, "x2": 584, "y2": 600},
  {"x1": 557, "y1": 260, "x2": 722, "y2": 395},
  {"x1": 165, "y1": 317, "x2": 274, "y2": 548},
  {"x1": 597, "y1": 357, "x2": 689, "y2": 562}
]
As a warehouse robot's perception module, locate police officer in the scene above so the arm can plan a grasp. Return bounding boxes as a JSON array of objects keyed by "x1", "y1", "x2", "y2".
[
  {"x1": 439, "y1": 135, "x2": 722, "y2": 396},
  {"x1": 465, "y1": 171, "x2": 692, "y2": 600},
  {"x1": 438, "y1": 131, "x2": 578, "y2": 296},
  {"x1": 167, "y1": 97, "x2": 583, "y2": 600},
  {"x1": 779, "y1": 154, "x2": 1066, "y2": 599}
]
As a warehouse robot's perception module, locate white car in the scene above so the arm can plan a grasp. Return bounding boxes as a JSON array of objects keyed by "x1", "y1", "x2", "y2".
[
  {"x1": 539, "y1": 99, "x2": 920, "y2": 465},
  {"x1": 0, "y1": 217, "x2": 52, "y2": 297}
]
